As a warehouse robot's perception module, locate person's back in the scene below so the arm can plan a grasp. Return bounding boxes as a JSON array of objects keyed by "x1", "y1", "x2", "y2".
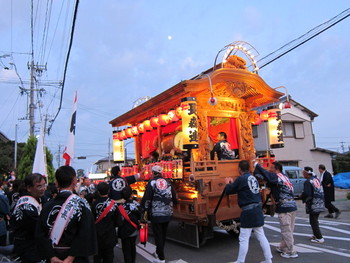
[{"x1": 109, "y1": 166, "x2": 138, "y2": 201}]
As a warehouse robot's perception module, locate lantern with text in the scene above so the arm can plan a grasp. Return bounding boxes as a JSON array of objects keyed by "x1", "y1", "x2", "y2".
[
  {"x1": 126, "y1": 128, "x2": 133, "y2": 138},
  {"x1": 158, "y1": 114, "x2": 170, "y2": 126},
  {"x1": 260, "y1": 110, "x2": 269, "y2": 121},
  {"x1": 168, "y1": 110, "x2": 180, "y2": 123},
  {"x1": 150, "y1": 116, "x2": 160, "y2": 129},
  {"x1": 143, "y1": 120, "x2": 152, "y2": 131},
  {"x1": 131, "y1": 126, "x2": 139, "y2": 136},
  {"x1": 137, "y1": 123, "x2": 145, "y2": 134},
  {"x1": 113, "y1": 131, "x2": 125, "y2": 163},
  {"x1": 268, "y1": 108, "x2": 284, "y2": 148},
  {"x1": 180, "y1": 97, "x2": 199, "y2": 149}
]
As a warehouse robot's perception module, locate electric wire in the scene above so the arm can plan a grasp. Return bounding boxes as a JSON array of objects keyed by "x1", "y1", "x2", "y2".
[{"x1": 47, "y1": 0, "x2": 79, "y2": 135}]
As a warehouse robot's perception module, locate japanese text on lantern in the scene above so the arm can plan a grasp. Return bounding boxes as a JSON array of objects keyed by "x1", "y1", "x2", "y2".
[
  {"x1": 180, "y1": 97, "x2": 199, "y2": 149},
  {"x1": 113, "y1": 131, "x2": 125, "y2": 162},
  {"x1": 268, "y1": 109, "x2": 284, "y2": 149}
]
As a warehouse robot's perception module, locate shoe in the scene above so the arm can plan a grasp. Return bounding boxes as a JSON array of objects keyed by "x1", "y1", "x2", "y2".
[
  {"x1": 276, "y1": 247, "x2": 283, "y2": 253},
  {"x1": 324, "y1": 214, "x2": 334, "y2": 218},
  {"x1": 152, "y1": 259, "x2": 165, "y2": 263},
  {"x1": 335, "y1": 211, "x2": 341, "y2": 219},
  {"x1": 311, "y1": 237, "x2": 325, "y2": 243},
  {"x1": 281, "y1": 252, "x2": 298, "y2": 258}
]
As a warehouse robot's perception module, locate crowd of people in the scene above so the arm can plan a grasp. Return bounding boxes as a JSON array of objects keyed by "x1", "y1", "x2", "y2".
[
  {"x1": 0, "y1": 164, "x2": 176, "y2": 263},
  {"x1": 0, "y1": 150, "x2": 340, "y2": 263}
]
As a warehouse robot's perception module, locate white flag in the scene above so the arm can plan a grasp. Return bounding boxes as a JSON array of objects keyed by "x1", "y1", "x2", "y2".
[
  {"x1": 63, "y1": 91, "x2": 77, "y2": 166},
  {"x1": 32, "y1": 122, "x2": 47, "y2": 176}
]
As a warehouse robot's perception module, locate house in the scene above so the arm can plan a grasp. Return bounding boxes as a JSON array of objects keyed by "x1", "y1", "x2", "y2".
[
  {"x1": 0, "y1": 131, "x2": 10, "y2": 143},
  {"x1": 253, "y1": 97, "x2": 336, "y2": 173}
]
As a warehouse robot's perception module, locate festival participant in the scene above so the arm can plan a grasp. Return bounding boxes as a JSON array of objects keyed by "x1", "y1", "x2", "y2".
[
  {"x1": 91, "y1": 182, "x2": 122, "y2": 263},
  {"x1": 141, "y1": 166, "x2": 177, "y2": 263},
  {"x1": 210, "y1": 132, "x2": 236, "y2": 160},
  {"x1": 11, "y1": 173, "x2": 46, "y2": 263},
  {"x1": 301, "y1": 167, "x2": 325, "y2": 244},
  {"x1": 253, "y1": 160, "x2": 298, "y2": 258},
  {"x1": 318, "y1": 164, "x2": 341, "y2": 219},
  {"x1": 119, "y1": 186, "x2": 142, "y2": 263},
  {"x1": 109, "y1": 166, "x2": 139, "y2": 201},
  {"x1": 36, "y1": 166, "x2": 97, "y2": 263},
  {"x1": 225, "y1": 160, "x2": 272, "y2": 263}
]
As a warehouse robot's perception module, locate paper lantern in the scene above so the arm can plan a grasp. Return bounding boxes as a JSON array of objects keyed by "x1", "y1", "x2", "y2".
[
  {"x1": 168, "y1": 110, "x2": 180, "y2": 122},
  {"x1": 113, "y1": 132, "x2": 125, "y2": 163},
  {"x1": 137, "y1": 123, "x2": 145, "y2": 134},
  {"x1": 180, "y1": 97, "x2": 199, "y2": 149},
  {"x1": 126, "y1": 128, "x2": 133, "y2": 138},
  {"x1": 175, "y1": 106, "x2": 182, "y2": 119},
  {"x1": 150, "y1": 116, "x2": 159, "y2": 129},
  {"x1": 131, "y1": 126, "x2": 139, "y2": 136},
  {"x1": 268, "y1": 108, "x2": 284, "y2": 149},
  {"x1": 120, "y1": 130, "x2": 127, "y2": 140},
  {"x1": 260, "y1": 110, "x2": 269, "y2": 121},
  {"x1": 158, "y1": 114, "x2": 170, "y2": 126},
  {"x1": 113, "y1": 131, "x2": 120, "y2": 141},
  {"x1": 143, "y1": 120, "x2": 152, "y2": 131}
]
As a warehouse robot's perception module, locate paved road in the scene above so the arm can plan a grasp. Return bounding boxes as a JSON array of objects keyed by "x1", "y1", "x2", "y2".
[{"x1": 114, "y1": 194, "x2": 350, "y2": 263}]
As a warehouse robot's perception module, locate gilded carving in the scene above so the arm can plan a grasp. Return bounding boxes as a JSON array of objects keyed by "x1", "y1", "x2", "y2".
[
  {"x1": 196, "y1": 108, "x2": 209, "y2": 160},
  {"x1": 223, "y1": 55, "x2": 247, "y2": 70},
  {"x1": 239, "y1": 112, "x2": 256, "y2": 160}
]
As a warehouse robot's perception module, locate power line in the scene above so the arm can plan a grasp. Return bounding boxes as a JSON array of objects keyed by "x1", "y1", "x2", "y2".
[{"x1": 48, "y1": 0, "x2": 80, "y2": 134}]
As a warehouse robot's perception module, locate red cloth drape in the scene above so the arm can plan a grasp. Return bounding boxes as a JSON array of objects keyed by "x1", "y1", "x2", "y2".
[
  {"x1": 141, "y1": 129, "x2": 158, "y2": 159},
  {"x1": 208, "y1": 117, "x2": 238, "y2": 149}
]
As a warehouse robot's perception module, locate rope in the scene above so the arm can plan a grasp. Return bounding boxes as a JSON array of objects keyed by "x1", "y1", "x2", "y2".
[{"x1": 216, "y1": 220, "x2": 240, "y2": 234}]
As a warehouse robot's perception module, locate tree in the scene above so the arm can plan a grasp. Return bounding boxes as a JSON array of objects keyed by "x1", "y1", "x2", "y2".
[
  {"x1": 0, "y1": 141, "x2": 25, "y2": 176},
  {"x1": 17, "y1": 136, "x2": 55, "y2": 182},
  {"x1": 332, "y1": 152, "x2": 350, "y2": 174}
]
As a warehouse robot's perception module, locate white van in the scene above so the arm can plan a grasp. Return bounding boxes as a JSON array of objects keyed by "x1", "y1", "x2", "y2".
[{"x1": 282, "y1": 166, "x2": 306, "y2": 197}]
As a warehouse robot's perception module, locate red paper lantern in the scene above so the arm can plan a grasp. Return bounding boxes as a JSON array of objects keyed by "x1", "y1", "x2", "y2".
[
  {"x1": 150, "y1": 116, "x2": 159, "y2": 128},
  {"x1": 113, "y1": 132, "x2": 120, "y2": 141},
  {"x1": 158, "y1": 114, "x2": 170, "y2": 126},
  {"x1": 126, "y1": 128, "x2": 133, "y2": 138},
  {"x1": 260, "y1": 110, "x2": 269, "y2": 121},
  {"x1": 131, "y1": 126, "x2": 139, "y2": 136},
  {"x1": 168, "y1": 110, "x2": 180, "y2": 122},
  {"x1": 120, "y1": 130, "x2": 126, "y2": 140},
  {"x1": 252, "y1": 116, "x2": 262, "y2": 125},
  {"x1": 175, "y1": 106, "x2": 182, "y2": 119},
  {"x1": 143, "y1": 120, "x2": 152, "y2": 131},
  {"x1": 137, "y1": 123, "x2": 145, "y2": 134}
]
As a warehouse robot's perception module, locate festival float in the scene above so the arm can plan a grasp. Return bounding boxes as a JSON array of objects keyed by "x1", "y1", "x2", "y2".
[{"x1": 109, "y1": 42, "x2": 284, "y2": 247}]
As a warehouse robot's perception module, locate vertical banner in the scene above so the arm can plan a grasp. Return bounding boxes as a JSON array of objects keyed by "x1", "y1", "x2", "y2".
[
  {"x1": 180, "y1": 97, "x2": 199, "y2": 149},
  {"x1": 268, "y1": 108, "x2": 284, "y2": 148},
  {"x1": 63, "y1": 91, "x2": 77, "y2": 166},
  {"x1": 32, "y1": 122, "x2": 47, "y2": 177},
  {"x1": 113, "y1": 131, "x2": 125, "y2": 162}
]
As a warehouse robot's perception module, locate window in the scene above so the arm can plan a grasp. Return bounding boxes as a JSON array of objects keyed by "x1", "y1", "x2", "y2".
[
  {"x1": 252, "y1": 125, "x2": 258, "y2": 138},
  {"x1": 282, "y1": 122, "x2": 295, "y2": 137}
]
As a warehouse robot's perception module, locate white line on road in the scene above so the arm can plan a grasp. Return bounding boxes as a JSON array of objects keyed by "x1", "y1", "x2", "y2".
[
  {"x1": 264, "y1": 224, "x2": 350, "y2": 241},
  {"x1": 297, "y1": 243, "x2": 350, "y2": 258},
  {"x1": 136, "y1": 242, "x2": 188, "y2": 263},
  {"x1": 264, "y1": 220, "x2": 350, "y2": 235},
  {"x1": 270, "y1": 242, "x2": 319, "y2": 253}
]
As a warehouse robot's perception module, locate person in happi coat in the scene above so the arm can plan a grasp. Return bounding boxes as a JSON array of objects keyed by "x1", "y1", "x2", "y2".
[
  {"x1": 91, "y1": 182, "x2": 122, "y2": 263},
  {"x1": 141, "y1": 165, "x2": 177, "y2": 263},
  {"x1": 225, "y1": 160, "x2": 272, "y2": 263},
  {"x1": 119, "y1": 186, "x2": 142, "y2": 263},
  {"x1": 36, "y1": 166, "x2": 97, "y2": 263},
  {"x1": 11, "y1": 173, "x2": 46, "y2": 263},
  {"x1": 109, "y1": 166, "x2": 140, "y2": 202}
]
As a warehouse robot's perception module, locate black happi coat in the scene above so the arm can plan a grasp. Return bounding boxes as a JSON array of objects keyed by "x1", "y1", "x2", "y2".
[
  {"x1": 11, "y1": 193, "x2": 44, "y2": 262},
  {"x1": 321, "y1": 170, "x2": 335, "y2": 202},
  {"x1": 36, "y1": 191, "x2": 97, "y2": 262},
  {"x1": 91, "y1": 196, "x2": 122, "y2": 248},
  {"x1": 109, "y1": 175, "x2": 136, "y2": 200},
  {"x1": 118, "y1": 199, "x2": 142, "y2": 239},
  {"x1": 141, "y1": 175, "x2": 177, "y2": 223},
  {"x1": 225, "y1": 172, "x2": 264, "y2": 228}
]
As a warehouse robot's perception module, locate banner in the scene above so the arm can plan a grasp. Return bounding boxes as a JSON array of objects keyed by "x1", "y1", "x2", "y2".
[
  {"x1": 32, "y1": 122, "x2": 47, "y2": 176},
  {"x1": 63, "y1": 91, "x2": 77, "y2": 166}
]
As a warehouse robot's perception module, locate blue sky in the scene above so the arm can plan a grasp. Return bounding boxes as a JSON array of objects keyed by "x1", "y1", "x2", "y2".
[{"x1": 0, "y1": 0, "x2": 349, "y2": 172}]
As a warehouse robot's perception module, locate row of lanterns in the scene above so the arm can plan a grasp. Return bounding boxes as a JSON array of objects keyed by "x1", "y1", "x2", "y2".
[{"x1": 113, "y1": 108, "x2": 182, "y2": 140}]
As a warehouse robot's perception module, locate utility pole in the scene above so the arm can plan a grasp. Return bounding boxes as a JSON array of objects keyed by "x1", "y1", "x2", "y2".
[
  {"x1": 57, "y1": 144, "x2": 62, "y2": 167},
  {"x1": 340, "y1": 141, "x2": 345, "y2": 153},
  {"x1": 108, "y1": 137, "x2": 111, "y2": 170},
  {"x1": 14, "y1": 124, "x2": 18, "y2": 170}
]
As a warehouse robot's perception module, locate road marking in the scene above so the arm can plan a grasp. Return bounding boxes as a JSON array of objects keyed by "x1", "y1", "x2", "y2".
[
  {"x1": 264, "y1": 224, "x2": 350, "y2": 241},
  {"x1": 297, "y1": 243, "x2": 350, "y2": 258},
  {"x1": 264, "y1": 220, "x2": 350, "y2": 235},
  {"x1": 294, "y1": 216, "x2": 350, "y2": 226},
  {"x1": 270, "y1": 242, "x2": 319, "y2": 253},
  {"x1": 136, "y1": 242, "x2": 188, "y2": 263}
]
